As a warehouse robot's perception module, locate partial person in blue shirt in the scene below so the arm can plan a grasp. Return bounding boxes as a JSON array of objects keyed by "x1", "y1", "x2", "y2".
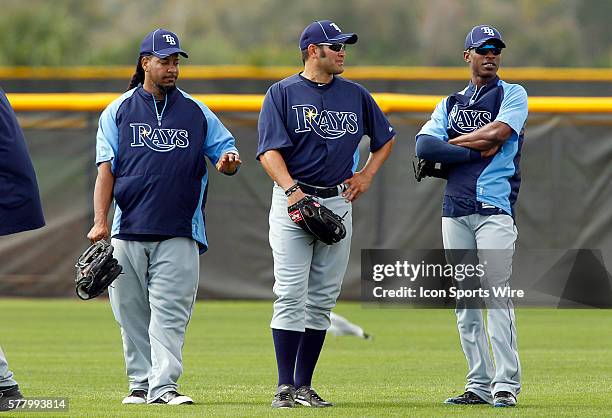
[
  {"x1": 0, "y1": 88, "x2": 45, "y2": 411},
  {"x1": 87, "y1": 28, "x2": 241, "y2": 406},
  {"x1": 257, "y1": 20, "x2": 395, "y2": 409},
  {"x1": 0, "y1": 90, "x2": 45, "y2": 236},
  {"x1": 416, "y1": 25, "x2": 527, "y2": 408}
]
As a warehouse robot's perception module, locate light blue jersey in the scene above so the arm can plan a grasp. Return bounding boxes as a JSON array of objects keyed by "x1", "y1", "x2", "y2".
[
  {"x1": 96, "y1": 86, "x2": 238, "y2": 252},
  {"x1": 418, "y1": 76, "x2": 528, "y2": 217}
]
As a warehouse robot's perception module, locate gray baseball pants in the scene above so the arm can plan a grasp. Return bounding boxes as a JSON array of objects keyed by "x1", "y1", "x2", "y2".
[
  {"x1": 269, "y1": 184, "x2": 352, "y2": 331},
  {"x1": 442, "y1": 214, "x2": 521, "y2": 402},
  {"x1": 0, "y1": 347, "x2": 17, "y2": 388},
  {"x1": 109, "y1": 237, "x2": 199, "y2": 402}
]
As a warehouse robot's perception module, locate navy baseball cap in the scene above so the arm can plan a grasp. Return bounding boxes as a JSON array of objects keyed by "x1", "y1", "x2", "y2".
[
  {"x1": 299, "y1": 20, "x2": 358, "y2": 50},
  {"x1": 464, "y1": 25, "x2": 506, "y2": 50},
  {"x1": 140, "y1": 28, "x2": 189, "y2": 58}
]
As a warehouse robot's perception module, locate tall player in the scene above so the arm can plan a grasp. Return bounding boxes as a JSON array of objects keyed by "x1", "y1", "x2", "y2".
[
  {"x1": 0, "y1": 87, "x2": 45, "y2": 411},
  {"x1": 257, "y1": 20, "x2": 395, "y2": 408},
  {"x1": 415, "y1": 25, "x2": 528, "y2": 408},
  {"x1": 88, "y1": 28, "x2": 240, "y2": 405}
]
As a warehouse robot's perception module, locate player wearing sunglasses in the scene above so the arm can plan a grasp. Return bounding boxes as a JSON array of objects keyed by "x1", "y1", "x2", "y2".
[
  {"x1": 257, "y1": 19, "x2": 395, "y2": 408},
  {"x1": 415, "y1": 25, "x2": 528, "y2": 408}
]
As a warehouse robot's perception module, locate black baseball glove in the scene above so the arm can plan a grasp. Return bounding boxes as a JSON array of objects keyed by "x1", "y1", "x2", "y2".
[
  {"x1": 75, "y1": 240, "x2": 122, "y2": 300},
  {"x1": 288, "y1": 196, "x2": 346, "y2": 245},
  {"x1": 413, "y1": 157, "x2": 449, "y2": 182}
]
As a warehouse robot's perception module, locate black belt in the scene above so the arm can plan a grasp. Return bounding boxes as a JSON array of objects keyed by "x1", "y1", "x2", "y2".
[{"x1": 297, "y1": 182, "x2": 344, "y2": 198}]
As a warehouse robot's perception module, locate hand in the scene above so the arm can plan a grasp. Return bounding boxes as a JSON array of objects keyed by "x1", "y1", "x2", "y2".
[
  {"x1": 87, "y1": 222, "x2": 110, "y2": 244},
  {"x1": 287, "y1": 188, "x2": 307, "y2": 206},
  {"x1": 481, "y1": 144, "x2": 501, "y2": 158},
  {"x1": 216, "y1": 152, "x2": 242, "y2": 174},
  {"x1": 342, "y1": 171, "x2": 373, "y2": 202}
]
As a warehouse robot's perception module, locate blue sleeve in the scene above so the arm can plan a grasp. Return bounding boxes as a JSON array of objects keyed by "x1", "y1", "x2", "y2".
[
  {"x1": 496, "y1": 83, "x2": 528, "y2": 137},
  {"x1": 95, "y1": 89, "x2": 137, "y2": 172},
  {"x1": 416, "y1": 134, "x2": 481, "y2": 163},
  {"x1": 417, "y1": 98, "x2": 449, "y2": 140},
  {"x1": 95, "y1": 106, "x2": 120, "y2": 172},
  {"x1": 179, "y1": 90, "x2": 239, "y2": 163},
  {"x1": 256, "y1": 83, "x2": 293, "y2": 159},
  {"x1": 361, "y1": 88, "x2": 395, "y2": 152},
  {"x1": 201, "y1": 105, "x2": 239, "y2": 163}
]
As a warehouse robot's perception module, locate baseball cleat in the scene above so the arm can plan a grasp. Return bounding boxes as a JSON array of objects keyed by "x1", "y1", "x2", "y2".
[
  {"x1": 494, "y1": 391, "x2": 517, "y2": 407},
  {"x1": 122, "y1": 389, "x2": 147, "y2": 404},
  {"x1": 0, "y1": 385, "x2": 23, "y2": 411},
  {"x1": 444, "y1": 391, "x2": 489, "y2": 405},
  {"x1": 150, "y1": 390, "x2": 194, "y2": 405},
  {"x1": 271, "y1": 384, "x2": 296, "y2": 408},
  {"x1": 295, "y1": 386, "x2": 333, "y2": 407}
]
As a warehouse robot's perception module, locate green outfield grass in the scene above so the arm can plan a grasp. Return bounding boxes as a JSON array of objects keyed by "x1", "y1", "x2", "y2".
[{"x1": 1, "y1": 299, "x2": 611, "y2": 417}]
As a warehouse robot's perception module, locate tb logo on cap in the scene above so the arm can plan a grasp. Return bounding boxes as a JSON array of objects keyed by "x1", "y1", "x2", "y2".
[
  {"x1": 480, "y1": 26, "x2": 495, "y2": 36},
  {"x1": 330, "y1": 22, "x2": 341, "y2": 32},
  {"x1": 162, "y1": 34, "x2": 176, "y2": 45}
]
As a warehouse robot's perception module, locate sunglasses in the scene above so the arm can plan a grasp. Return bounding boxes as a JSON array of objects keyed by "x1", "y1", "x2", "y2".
[
  {"x1": 472, "y1": 46, "x2": 502, "y2": 56},
  {"x1": 316, "y1": 43, "x2": 346, "y2": 52}
]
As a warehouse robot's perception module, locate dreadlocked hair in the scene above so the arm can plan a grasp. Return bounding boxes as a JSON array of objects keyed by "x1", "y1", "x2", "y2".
[{"x1": 127, "y1": 55, "x2": 146, "y2": 91}]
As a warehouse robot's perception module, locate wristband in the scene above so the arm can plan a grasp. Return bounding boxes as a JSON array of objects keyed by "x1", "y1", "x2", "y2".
[{"x1": 285, "y1": 183, "x2": 300, "y2": 197}]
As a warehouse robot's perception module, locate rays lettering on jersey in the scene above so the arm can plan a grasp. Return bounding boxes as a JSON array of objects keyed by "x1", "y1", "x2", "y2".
[
  {"x1": 292, "y1": 104, "x2": 358, "y2": 140},
  {"x1": 129, "y1": 123, "x2": 189, "y2": 152},
  {"x1": 448, "y1": 105, "x2": 492, "y2": 134}
]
